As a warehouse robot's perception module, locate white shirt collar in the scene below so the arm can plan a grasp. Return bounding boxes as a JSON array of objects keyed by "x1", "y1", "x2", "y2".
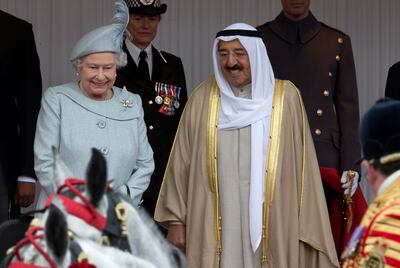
[
  {"x1": 378, "y1": 169, "x2": 400, "y2": 195},
  {"x1": 125, "y1": 38, "x2": 153, "y2": 77}
]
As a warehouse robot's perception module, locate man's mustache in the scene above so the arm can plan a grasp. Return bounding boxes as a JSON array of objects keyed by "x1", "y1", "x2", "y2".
[{"x1": 226, "y1": 64, "x2": 242, "y2": 71}]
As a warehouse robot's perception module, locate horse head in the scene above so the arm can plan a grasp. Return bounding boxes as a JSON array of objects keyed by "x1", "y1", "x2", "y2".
[
  {"x1": 3, "y1": 148, "x2": 185, "y2": 267},
  {"x1": 49, "y1": 148, "x2": 186, "y2": 268},
  {"x1": 5, "y1": 198, "x2": 159, "y2": 268},
  {"x1": 5, "y1": 201, "x2": 82, "y2": 268}
]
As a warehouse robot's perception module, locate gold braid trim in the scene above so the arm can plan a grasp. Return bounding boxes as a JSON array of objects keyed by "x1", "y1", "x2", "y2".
[
  {"x1": 207, "y1": 77, "x2": 222, "y2": 265},
  {"x1": 345, "y1": 171, "x2": 356, "y2": 232},
  {"x1": 292, "y1": 84, "x2": 306, "y2": 214},
  {"x1": 360, "y1": 178, "x2": 400, "y2": 227},
  {"x1": 380, "y1": 152, "x2": 400, "y2": 165},
  {"x1": 262, "y1": 79, "x2": 286, "y2": 263}
]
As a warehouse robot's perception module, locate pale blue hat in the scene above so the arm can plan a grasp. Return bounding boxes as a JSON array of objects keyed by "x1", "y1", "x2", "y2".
[{"x1": 70, "y1": 0, "x2": 129, "y2": 61}]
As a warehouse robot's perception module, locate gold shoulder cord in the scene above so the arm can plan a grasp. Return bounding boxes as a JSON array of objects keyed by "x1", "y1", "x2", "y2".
[
  {"x1": 207, "y1": 77, "x2": 222, "y2": 266},
  {"x1": 262, "y1": 80, "x2": 285, "y2": 263}
]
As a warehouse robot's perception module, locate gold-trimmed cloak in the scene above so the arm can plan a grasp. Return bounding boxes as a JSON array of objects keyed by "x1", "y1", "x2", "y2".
[{"x1": 155, "y1": 76, "x2": 339, "y2": 268}]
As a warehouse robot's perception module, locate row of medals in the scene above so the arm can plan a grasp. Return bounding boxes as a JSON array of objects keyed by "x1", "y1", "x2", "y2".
[{"x1": 154, "y1": 82, "x2": 180, "y2": 109}]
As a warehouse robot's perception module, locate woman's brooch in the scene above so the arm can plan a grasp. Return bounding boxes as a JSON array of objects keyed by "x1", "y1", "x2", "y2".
[
  {"x1": 121, "y1": 98, "x2": 133, "y2": 108},
  {"x1": 120, "y1": 86, "x2": 133, "y2": 108}
]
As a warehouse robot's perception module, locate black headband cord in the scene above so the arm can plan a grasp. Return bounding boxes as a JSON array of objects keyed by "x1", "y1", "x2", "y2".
[{"x1": 216, "y1": 29, "x2": 263, "y2": 38}]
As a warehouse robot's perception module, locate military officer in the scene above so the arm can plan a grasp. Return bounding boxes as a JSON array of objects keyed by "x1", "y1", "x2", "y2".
[
  {"x1": 257, "y1": 0, "x2": 367, "y2": 255},
  {"x1": 115, "y1": 0, "x2": 187, "y2": 217},
  {"x1": 342, "y1": 98, "x2": 400, "y2": 268}
]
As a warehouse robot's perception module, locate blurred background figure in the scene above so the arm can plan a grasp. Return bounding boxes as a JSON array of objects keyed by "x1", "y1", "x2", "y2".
[
  {"x1": 116, "y1": 0, "x2": 187, "y2": 217},
  {"x1": 0, "y1": 9, "x2": 42, "y2": 223},
  {"x1": 384, "y1": 61, "x2": 400, "y2": 100},
  {"x1": 342, "y1": 98, "x2": 400, "y2": 267},
  {"x1": 34, "y1": 1, "x2": 154, "y2": 210}
]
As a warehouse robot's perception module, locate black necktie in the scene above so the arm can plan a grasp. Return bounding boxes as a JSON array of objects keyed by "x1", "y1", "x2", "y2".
[{"x1": 138, "y1": 50, "x2": 150, "y2": 81}]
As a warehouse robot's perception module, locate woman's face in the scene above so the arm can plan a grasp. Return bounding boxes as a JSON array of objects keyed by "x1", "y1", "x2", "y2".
[
  {"x1": 127, "y1": 14, "x2": 160, "y2": 50},
  {"x1": 78, "y1": 52, "x2": 117, "y2": 100}
]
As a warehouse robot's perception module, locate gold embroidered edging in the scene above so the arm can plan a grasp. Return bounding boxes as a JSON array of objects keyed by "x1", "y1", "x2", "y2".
[
  {"x1": 380, "y1": 152, "x2": 400, "y2": 165},
  {"x1": 361, "y1": 179, "x2": 400, "y2": 226},
  {"x1": 294, "y1": 86, "x2": 307, "y2": 216},
  {"x1": 207, "y1": 77, "x2": 222, "y2": 265},
  {"x1": 262, "y1": 79, "x2": 285, "y2": 263},
  {"x1": 207, "y1": 79, "x2": 219, "y2": 193}
]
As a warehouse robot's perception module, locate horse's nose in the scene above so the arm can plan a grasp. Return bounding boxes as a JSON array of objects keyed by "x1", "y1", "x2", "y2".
[{"x1": 169, "y1": 245, "x2": 187, "y2": 268}]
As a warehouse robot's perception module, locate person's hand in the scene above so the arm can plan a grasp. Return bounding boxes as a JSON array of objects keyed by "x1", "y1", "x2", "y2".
[
  {"x1": 341, "y1": 170, "x2": 359, "y2": 197},
  {"x1": 15, "y1": 181, "x2": 36, "y2": 207},
  {"x1": 167, "y1": 224, "x2": 186, "y2": 253}
]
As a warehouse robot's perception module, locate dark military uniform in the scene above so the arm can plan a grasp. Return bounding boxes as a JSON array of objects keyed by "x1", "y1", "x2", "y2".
[
  {"x1": 385, "y1": 61, "x2": 400, "y2": 100},
  {"x1": 115, "y1": 43, "x2": 187, "y2": 216},
  {"x1": 258, "y1": 12, "x2": 360, "y2": 170},
  {"x1": 257, "y1": 12, "x2": 366, "y2": 254}
]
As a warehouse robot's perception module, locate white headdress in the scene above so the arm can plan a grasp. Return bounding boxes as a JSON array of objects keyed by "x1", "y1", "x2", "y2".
[{"x1": 212, "y1": 22, "x2": 275, "y2": 252}]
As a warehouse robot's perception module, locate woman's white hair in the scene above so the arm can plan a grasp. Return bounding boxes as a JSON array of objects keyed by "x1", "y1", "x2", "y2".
[{"x1": 71, "y1": 51, "x2": 127, "y2": 71}]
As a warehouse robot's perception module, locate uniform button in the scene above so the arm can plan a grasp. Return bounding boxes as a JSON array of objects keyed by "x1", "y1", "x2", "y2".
[
  {"x1": 328, "y1": 72, "x2": 332, "y2": 77},
  {"x1": 101, "y1": 147, "x2": 109, "y2": 155},
  {"x1": 149, "y1": 125, "x2": 154, "y2": 130},
  {"x1": 316, "y1": 109, "x2": 323, "y2": 116},
  {"x1": 315, "y1": 129, "x2": 322, "y2": 136},
  {"x1": 323, "y1": 90, "x2": 330, "y2": 96},
  {"x1": 337, "y1": 37, "x2": 343, "y2": 44},
  {"x1": 97, "y1": 120, "x2": 106, "y2": 129},
  {"x1": 148, "y1": 100, "x2": 153, "y2": 105},
  {"x1": 336, "y1": 55, "x2": 341, "y2": 61}
]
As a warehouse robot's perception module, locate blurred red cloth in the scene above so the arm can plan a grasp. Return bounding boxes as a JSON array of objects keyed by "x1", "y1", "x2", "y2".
[{"x1": 320, "y1": 167, "x2": 368, "y2": 256}]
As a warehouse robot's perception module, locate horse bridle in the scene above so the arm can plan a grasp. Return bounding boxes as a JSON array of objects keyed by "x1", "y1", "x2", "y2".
[
  {"x1": 5, "y1": 225, "x2": 89, "y2": 268},
  {"x1": 2, "y1": 178, "x2": 131, "y2": 267},
  {"x1": 45, "y1": 178, "x2": 131, "y2": 252}
]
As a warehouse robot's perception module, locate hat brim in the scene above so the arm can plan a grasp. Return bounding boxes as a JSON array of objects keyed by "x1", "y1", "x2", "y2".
[{"x1": 129, "y1": 4, "x2": 167, "y2": 15}]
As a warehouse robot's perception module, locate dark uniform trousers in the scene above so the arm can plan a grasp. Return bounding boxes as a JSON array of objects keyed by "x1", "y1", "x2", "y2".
[
  {"x1": 258, "y1": 12, "x2": 366, "y2": 255},
  {"x1": 385, "y1": 61, "x2": 400, "y2": 100},
  {"x1": 0, "y1": 164, "x2": 8, "y2": 222},
  {"x1": 115, "y1": 43, "x2": 187, "y2": 217}
]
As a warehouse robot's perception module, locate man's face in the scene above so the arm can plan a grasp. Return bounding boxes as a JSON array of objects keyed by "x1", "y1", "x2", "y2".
[
  {"x1": 217, "y1": 39, "x2": 251, "y2": 88},
  {"x1": 362, "y1": 160, "x2": 381, "y2": 198},
  {"x1": 281, "y1": 0, "x2": 310, "y2": 21},
  {"x1": 127, "y1": 14, "x2": 160, "y2": 49}
]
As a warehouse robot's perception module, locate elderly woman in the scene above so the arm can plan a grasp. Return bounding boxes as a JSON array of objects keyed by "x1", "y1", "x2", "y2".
[{"x1": 34, "y1": 1, "x2": 154, "y2": 209}]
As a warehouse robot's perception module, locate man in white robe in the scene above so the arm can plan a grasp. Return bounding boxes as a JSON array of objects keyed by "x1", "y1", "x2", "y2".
[{"x1": 155, "y1": 23, "x2": 339, "y2": 268}]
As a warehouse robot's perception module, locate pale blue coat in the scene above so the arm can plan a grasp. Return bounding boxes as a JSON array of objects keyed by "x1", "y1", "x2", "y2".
[{"x1": 34, "y1": 82, "x2": 154, "y2": 209}]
